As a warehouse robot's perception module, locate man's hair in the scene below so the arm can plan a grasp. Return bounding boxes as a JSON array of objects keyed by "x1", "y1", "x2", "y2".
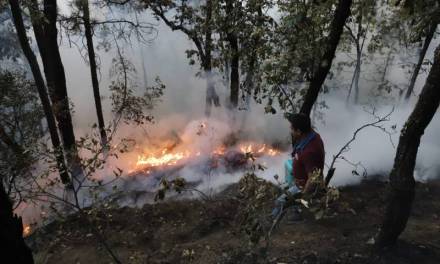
[{"x1": 286, "y1": 113, "x2": 311, "y2": 133}]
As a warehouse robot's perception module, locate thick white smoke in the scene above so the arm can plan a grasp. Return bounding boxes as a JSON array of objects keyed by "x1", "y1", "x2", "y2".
[{"x1": 16, "y1": 2, "x2": 440, "y2": 227}]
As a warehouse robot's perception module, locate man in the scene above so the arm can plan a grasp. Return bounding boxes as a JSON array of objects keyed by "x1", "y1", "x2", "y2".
[{"x1": 272, "y1": 113, "x2": 325, "y2": 220}]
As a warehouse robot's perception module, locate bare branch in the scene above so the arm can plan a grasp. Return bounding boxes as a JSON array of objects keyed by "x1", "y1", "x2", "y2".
[{"x1": 325, "y1": 107, "x2": 395, "y2": 186}]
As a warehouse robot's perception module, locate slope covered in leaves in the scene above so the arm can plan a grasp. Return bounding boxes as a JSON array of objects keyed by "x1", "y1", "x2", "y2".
[{"x1": 28, "y1": 178, "x2": 440, "y2": 264}]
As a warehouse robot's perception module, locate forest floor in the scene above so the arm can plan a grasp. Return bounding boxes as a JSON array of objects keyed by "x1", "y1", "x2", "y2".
[{"x1": 27, "y1": 178, "x2": 440, "y2": 264}]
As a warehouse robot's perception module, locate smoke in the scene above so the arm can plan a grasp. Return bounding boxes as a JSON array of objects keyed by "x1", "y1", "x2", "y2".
[
  {"x1": 58, "y1": 4, "x2": 440, "y2": 193},
  {"x1": 15, "y1": 2, "x2": 440, "y2": 228}
]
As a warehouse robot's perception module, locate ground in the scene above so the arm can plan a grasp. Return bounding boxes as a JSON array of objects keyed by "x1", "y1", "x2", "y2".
[{"x1": 28, "y1": 178, "x2": 440, "y2": 264}]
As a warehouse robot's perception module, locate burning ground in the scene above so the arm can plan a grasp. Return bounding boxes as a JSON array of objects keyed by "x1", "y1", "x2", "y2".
[
  {"x1": 27, "y1": 178, "x2": 440, "y2": 264},
  {"x1": 18, "y1": 116, "x2": 440, "y2": 264}
]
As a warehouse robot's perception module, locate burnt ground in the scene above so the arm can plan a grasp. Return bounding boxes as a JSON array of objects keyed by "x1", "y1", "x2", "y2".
[{"x1": 27, "y1": 179, "x2": 440, "y2": 264}]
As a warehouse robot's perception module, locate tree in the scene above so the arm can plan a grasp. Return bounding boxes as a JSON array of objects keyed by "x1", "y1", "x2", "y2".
[
  {"x1": 27, "y1": 0, "x2": 83, "y2": 179},
  {"x1": 299, "y1": 0, "x2": 353, "y2": 116},
  {"x1": 77, "y1": 0, "x2": 108, "y2": 146},
  {"x1": 8, "y1": 0, "x2": 70, "y2": 184},
  {"x1": 377, "y1": 45, "x2": 440, "y2": 247},
  {"x1": 342, "y1": 0, "x2": 376, "y2": 104},
  {"x1": 400, "y1": 0, "x2": 440, "y2": 101},
  {"x1": 0, "y1": 71, "x2": 43, "y2": 192},
  {"x1": 137, "y1": 0, "x2": 221, "y2": 116},
  {"x1": 404, "y1": 23, "x2": 437, "y2": 100},
  {"x1": 239, "y1": 0, "x2": 274, "y2": 108},
  {"x1": 219, "y1": 0, "x2": 242, "y2": 108},
  {"x1": 252, "y1": 0, "x2": 351, "y2": 116}
]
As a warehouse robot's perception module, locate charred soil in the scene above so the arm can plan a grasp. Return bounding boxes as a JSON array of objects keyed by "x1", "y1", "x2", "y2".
[{"x1": 28, "y1": 179, "x2": 440, "y2": 264}]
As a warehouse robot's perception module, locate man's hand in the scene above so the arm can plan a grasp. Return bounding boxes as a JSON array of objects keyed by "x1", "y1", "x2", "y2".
[{"x1": 271, "y1": 185, "x2": 302, "y2": 218}]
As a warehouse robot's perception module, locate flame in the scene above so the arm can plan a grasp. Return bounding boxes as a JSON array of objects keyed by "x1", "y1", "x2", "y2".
[
  {"x1": 23, "y1": 225, "x2": 31, "y2": 237},
  {"x1": 213, "y1": 146, "x2": 226, "y2": 155},
  {"x1": 238, "y1": 143, "x2": 279, "y2": 156},
  {"x1": 136, "y1": 149, "x2": 191, "y2": 167},
  {"x1": 136, "y1": 143, "x2": 279, "y2": 169}
]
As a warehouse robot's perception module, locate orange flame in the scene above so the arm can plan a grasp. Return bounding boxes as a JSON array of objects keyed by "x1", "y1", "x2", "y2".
[
  {"x1": 135, "y1": 143, "x2": 280, "y2": 171},
  {"x1": 238, "y1": 143, "x2": 279, "y2": 156},
  {"x1": 23, "y1": 225, "x2": 31, "y2": 237},
  {"x1": 136, "y1": 149, "x2": 191, "y2": 167}
]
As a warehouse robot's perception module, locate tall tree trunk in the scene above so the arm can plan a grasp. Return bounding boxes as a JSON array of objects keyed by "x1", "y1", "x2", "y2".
[
  {"x1": 9, "y1": 0, "x2": 70, "y2": 184},
  {"x1": 404, "y1": 23, "x2": 437, "y2": 101},
  {"x1": 204, "y1": 70, "x2": 220, "y2": 116},
  {"x1": 228, "y1": 36, "x2": 239, "y2": 108},
  {"x1": 242, "y1": 3, "x2": 264, "y2": 110},
  {"x1": 81, "y1": 0, "x2": 108, "y2": 146},
  {"x1": 204, "y1": 0, "x2": 220, "y2": 116},
  {"x1": 0, "y1": 182, "x2": 34, "y2": 264},
  {"x1": 149, "y1": 1, "x2": 220, "y2": 116},
  {"x1": 346, "y1": 48, "x2": 361, "y2": 104},
  {"x1": 299, "y1": 0, "x2": 353, "y2": 116},
  {"x1": 29, "y1": 0, "x2": 82, "y2": 179},
  {"x1": 354, "y1": 51, "x2": 361, "y2": 103},
  {"x1": 377, "y1": 45, "x2": 440, "y2": 248},
  {"x1": 225, "y1": 0, "x2": 239, "y2": 108}
]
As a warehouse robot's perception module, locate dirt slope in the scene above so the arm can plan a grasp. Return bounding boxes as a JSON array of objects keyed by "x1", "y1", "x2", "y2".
[{"x1": 28, "y1": 179, "x2": 440, "y2": 264}]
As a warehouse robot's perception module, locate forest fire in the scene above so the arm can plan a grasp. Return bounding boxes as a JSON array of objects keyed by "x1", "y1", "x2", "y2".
[{"x1": 134, "y1": 142, "x2": 280, "y2": 172}]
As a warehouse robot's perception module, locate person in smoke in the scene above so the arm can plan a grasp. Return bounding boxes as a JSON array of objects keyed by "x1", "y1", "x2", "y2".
[{"x1": 272, "y1": 113, "x2": 325, "y2": 221}]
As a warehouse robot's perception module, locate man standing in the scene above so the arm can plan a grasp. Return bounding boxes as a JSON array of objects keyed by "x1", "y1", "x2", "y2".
[{"x1": 272, "y1": 113, "x2": 325, "y2": 220}]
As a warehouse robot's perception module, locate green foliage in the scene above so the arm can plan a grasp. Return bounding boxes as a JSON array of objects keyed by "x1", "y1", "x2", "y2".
[
  {"x1": 0, "y1": 71, "x2": 44, "y2": 191},
  {"x1": 0, "y1": 8, "x2": 23, "y2": 63},
  {"x1": 109, "y1": 50, "x2": 165, "y2": 124}
]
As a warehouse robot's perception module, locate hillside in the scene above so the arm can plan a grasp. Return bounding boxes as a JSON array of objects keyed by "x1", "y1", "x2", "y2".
[{"x1": 28, "y1": 179, "x2": 440, "y2": 264}]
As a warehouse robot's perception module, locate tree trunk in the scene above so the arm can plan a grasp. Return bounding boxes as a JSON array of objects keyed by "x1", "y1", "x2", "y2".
[
  {"x1": 377, "y1": 45, "x2": 440, "y2": 248},
  {"x1": 29, "y1": 0, "x2": 82, "y2": 179},
  {"x1": 9, "y1": 0, "x2": 70, "y2": 184},
  {"x1": 346, "y1": 13, "x2": 363, "y2": 105},
  {"x1": 203, "y1": 0, "x2": 220, "y2": 116},
  {"x1": 354, "y1": 51, "x2": 361, "y2": 103},
  {"x1": 346, "y1": 50, "x2": 361, "y2": 104},
  {"x1": 225, "y1": 0, "x2": 239, "y2": 108},
  {"x1": 204, "y1": 70, "x2": 220, "y2": 116},
  {"x1": 299, "y1": 0, "x2": 353, "y2": 116},
  {"x1": 81, "y1": 0, "x2": 108, "y2": 146},
  {"x1": 0, "y1": 182, "x2": 34, "y2": 264},
  {"x1": 229, "y1": 36, "x2": 239, "y2": 108},
  {"x1": 404, "y1": 23, "x2": 437, "y2": 101}
]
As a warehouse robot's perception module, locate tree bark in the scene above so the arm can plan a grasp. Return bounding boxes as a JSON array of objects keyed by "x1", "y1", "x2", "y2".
[
  {"x1": 377, "y1": 45, "x2": 440, "y2": 248},
  {"x1": 9, "y1": 0, "x2": 70, "y2": 184},
  {"x1": 404, "y1": 23, "x2": 437, "y2": 101},
  {"x1": 81, "y1": 0, "x2": 108, "y2": 146},
  {"x1": 299, "y1": 0, "x2": 353, "y2": 116},
  {"x1": 0, "y1": 182, "x2": 34, "y2": 264}
]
